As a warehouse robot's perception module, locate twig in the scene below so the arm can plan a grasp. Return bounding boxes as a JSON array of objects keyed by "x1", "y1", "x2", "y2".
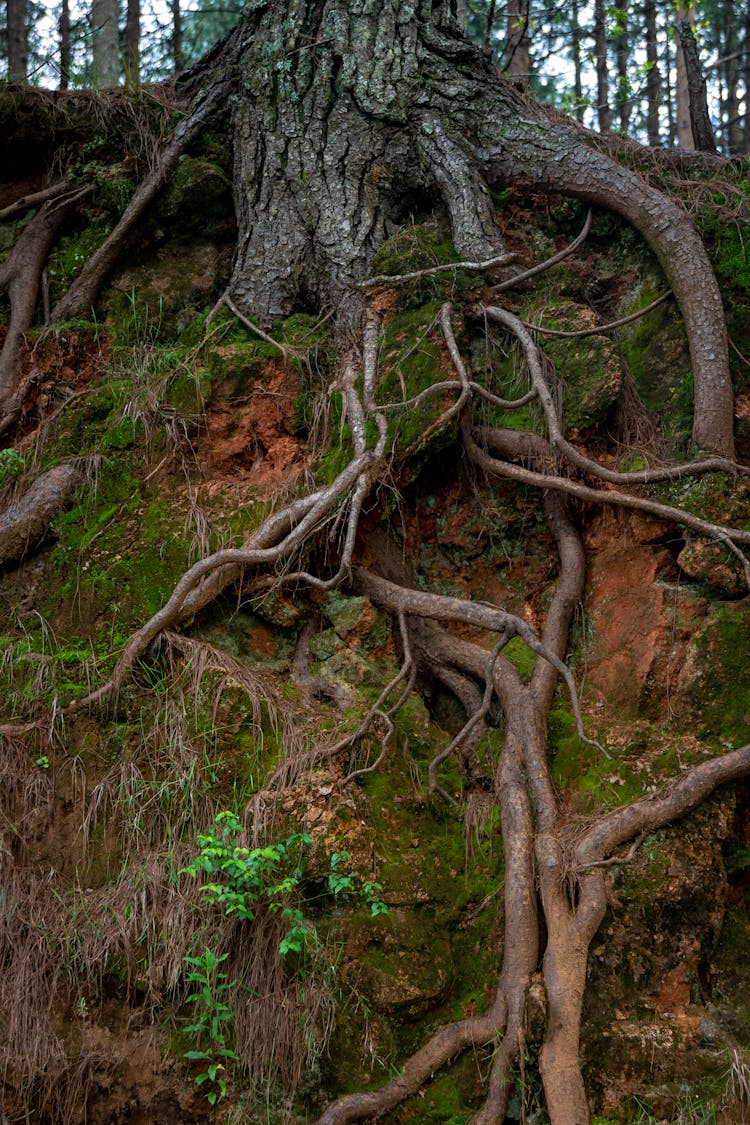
[
  {"x1": 222, "y1": 294, "x2": 297, "y2": 360},
  {"x1": 492, "y1": 209, "x2": 593, "y2": 292},
  {"x1": 401, "y1": 303, "x2": 472, "y2": 458},
  {"x1": 482, "y1": 305, "x2": 750, "y2": 484},
  {"x1": 344, "y1": 614, "x2": 416, "y2": 783},
  {"x1": 0, "y1": 181, "x2": 71, "y2": 222},
  {"x1": 359, "y1": 251, "x2": 516, "y2": 289},
  {"x1": 577, "y1": 831, "x2": 646, "y2": 871},
  {"x1": 428, "y1": 635, "x2": 508, "y2": 801},
  {"x1": 522, "y1": 290, "x2": 672, "y2": 338},
  {"x1": 729, "y1": 336, "x2": 750, "y2": 368}
]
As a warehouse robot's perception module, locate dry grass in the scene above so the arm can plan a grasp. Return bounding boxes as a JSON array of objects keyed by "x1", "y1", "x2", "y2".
[
  {"x1": 226, "y1": 912, "x2": 336, "y2": 1091},
  {"x1": 723, "y1": 1047, "x2": 750, "y2": 1123},
  {"x1": 0, "y1": 626, "x2": 341, "y2": 1120}
]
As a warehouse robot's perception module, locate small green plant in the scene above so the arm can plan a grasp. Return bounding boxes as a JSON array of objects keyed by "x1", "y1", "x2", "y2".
[
  {"x1": 183, "y1": 813, "x2": 389, "y2": 957},
  {"x1": 328, "y1": 851, "x2": 389, "y2": 916},
  {"x1": 183, "y1": 948, "x2": 240, "y2": 1107},
  {"x1": 180, "y1": 815, "x2": 389, "y2": 1106},
  {"x1": 182, "y1": 810, "x2": 315, "y2": 954},
  {"x1": 0, "y1": 447, "x2": 24, "y2": 483}
]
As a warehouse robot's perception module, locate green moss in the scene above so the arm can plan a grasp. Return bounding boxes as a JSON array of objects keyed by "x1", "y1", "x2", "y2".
[
  {"x1": 689, "y1": 604, "x2": 750, "y2": 747},
  {"x1": 517, "y1": 298, "x2": 623, "y2": 435},
  {"x1": 468, "y1": 331, "x2": 543, "y2": 435},
  {"x1": 370, "y1": 220, "x2": 469, "y2": 310},
  {"x1": 658, "y1": 471, "x2": 750, "y2": 529},
  {"x1": 153, "y1": 157, "x2": 232, "y2": 237},
  {"x1": 502, "y1": 635, "x2": 536, "y2": 683},
  {"x1": 375, "y1": 300, "x2": 460, "y2": 461},
  {"x1": 711, "y1": 886, "x2": 750, "y2": 1042},
  {"x1": 274, "y1": 312, "x2": 331, "y2": 348},
  {"x1": 713, "y1": 221, "x2": 750, "y2": 296},
  {"x1": 548, "y1": 707, "x2": 643, "y2": 809},
  {"x1": 323, "y1": 593, "x2": 370, "y2": 635},
  {"x1": 618, "y1": 278, "x2": 692, "y2": 453},
  {"x1": 317, "y1": 432, "x2": 353, "y2": 485},
  {"x1": 47, "y1": 220, "x2": 111, "y2": 306},
  {"x1": 48, "y1": 459, "x2": 192, "y2": 631},
  {"x1": 100, "y1": 415, "x2": 139, "y2": 451},
  {"x1": 207, "y1": 341, "x2": 278, "y2": 394}
]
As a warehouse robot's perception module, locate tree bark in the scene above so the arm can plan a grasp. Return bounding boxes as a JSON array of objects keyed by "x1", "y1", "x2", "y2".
[
  {"x1": 593, "y1": 0, "x2": 611, "y2": 132},
  {"x1": 171, "y1": 0, "x2": 184, "y2": 74},
  {"x1": 7, "y1": 0, "x2": 28, "y2": 82},
  {"x1": 0, "y1": 189, "x2": 84, "y2": 417},
  {"x1": 503, "y1": 0, "x2": 531, "y2": 83},
  {"x1": 644, "y1": 0, "x2": 661, "y2": 144},
  {"x1": 91, "y1": 0, "x2": 119, "y2": 87},
  {"x1": 674, "y1": 6, "x2": 696, "y2": 149},
  {"x1": 226, "y1": 0, "x2": 735, "y2": 455},
  {"x1": 744, "y1": 0, "x2": 750, "y2": 151},
  {"x1": 124, "y1": 0, "x2": 140, "y2": 86},
  {"x1": 614, "y1": 2, "x2": 630, "y2": 133},
  {"x1": 59, "y1": 0, "x2": 71, "y2": 89},
  {"x1": 677, "y1": 19, "x2": 717, "y2": 153},
  {"x1": 0, "y1": 464, "x2": 81, "y2": 566},
  {"x1": 49, "y1": 0, "x2": 737, "y2": 461},
  {"x1": 721, "y1": 0, "x2": 742, "y2": 153},
  {"x1": 570, "y1": 0, "x2": 585, "y2": 123}
]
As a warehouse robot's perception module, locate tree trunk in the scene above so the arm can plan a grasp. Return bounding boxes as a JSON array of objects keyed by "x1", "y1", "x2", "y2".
[
  {"x1": 232, "y1": 0, "x2": 731, "y2": 452},
  {"x1": 593, "y1": 0, "x2": 610, "y2": 132},
  {"x1": 482, "y1": 0, "x2": 497, "y2": 51},
  {"x1": 571, "y1": 0, "x2": 585, "y2": 122},
  {"x1": 666, "y1": 26, "x2": 676, "y2": 145},
  {"x1": 91, "y1": 0, "x2": 119, "y2": 87},
  {"x1": 504, "y1": 0, "x2": 531, "y2": 83},
  {"x1": 744, "y1": 0, "x2": 750, "y2": 151},
  {"x1": 7, "y1": 0, "x2": 28, "y2": 82},
  {"x1": 52, "y1": 0, "x2": 736, "y2": 459},
  {"x1": 124, "y1": 0, "x2": 140, "y2": 85},
  {"x1": 0, "y1": 464, "x2": 81, "y2": 566},
  {"x1": 614, "y1": 2, "x2": 630, "y2": 133},
  {"x1": 677, "y1": 19, "x2": 717, "y2": 153},
  {"x1": 674, "y1": 6, "x2": 695, "y2": 148},
  {"x1": 644, "y1": 0, "x2": 661, "y2": 144},
  {"x1": 59, "y1": 0, "x2": 71, "y2": 89},
  {"x1": 171, "y1": 0, "x2": 183, "y2": 74},
  {"x1": 12, "y1": 6, "x2": 749, "y2": 1122},
  {"x1": 722, "y1": 0, "x2": 742, "y2": 152}
]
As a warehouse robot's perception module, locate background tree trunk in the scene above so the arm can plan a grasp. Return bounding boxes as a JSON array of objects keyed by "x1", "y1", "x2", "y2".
[
  {"x1": 571, "y1": 0, "x2": 585, "y2": 122},
  {"x1": 594, "y1": 0, "x2": 611, "y2": 131},
  {"x1": 171, "y1": 0, "x2": 183, "y2": 74},
  {"x1": 504, "y1": 0, "x2": 531, "y2": 82},
  {"x1": 6, "y1": 0, "x2": 28, "y2": 82},
  {"x1": 674, "y1": 6, "x2": 696, "y2": 148},
  {"x1": 645, "y1": 0, "x2": 661, "y2": 144},
  {"x1": 59, "y1": 0, "x2": 71, "y2": 89},
  {"x1": 124, "y1": 0, "x2": 140, "y2": 85},
  {"x1": 744, "y1": 0, "x2": 750, "y2": 151},
  {"x1": 91, "y1": 0, "x2": 119, "y2": 86},
  {"x1": 615, "y1": 2, "x2": 630, "y2": 133},
  {"x1": 721, "y1": 0, "x2": 742, "y2": 152},
  {"x1": 677, "y1": 19, "x2": 717, "y2": 153}
]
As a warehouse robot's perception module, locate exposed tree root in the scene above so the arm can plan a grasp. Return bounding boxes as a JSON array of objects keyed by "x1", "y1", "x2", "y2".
[
  {"x1": 0, "y1": 185, "x2": 90, "y2": 423},
  {"x1": 0, "y1": 462, "x2": 82, "y2": 566},
  {"x1": 50, "y1": 70, "x2": 238, "y2": 324},
  {"x1": 1, "y1": 271, "x2": 746, "y2": 1119},
  {"x1": 3, "y1": 10, "x2": 750, "y2": 1119}
]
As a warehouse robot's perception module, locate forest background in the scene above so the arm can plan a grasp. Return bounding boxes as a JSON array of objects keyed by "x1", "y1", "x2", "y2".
[{"x1": 4, "y1": 0, "x2": 750, "y2": 154}]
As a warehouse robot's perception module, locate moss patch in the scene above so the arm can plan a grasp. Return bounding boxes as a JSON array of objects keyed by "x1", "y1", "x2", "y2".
[{"x1": 689, "y1": 603, "x2": 750, "y2": 748}]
